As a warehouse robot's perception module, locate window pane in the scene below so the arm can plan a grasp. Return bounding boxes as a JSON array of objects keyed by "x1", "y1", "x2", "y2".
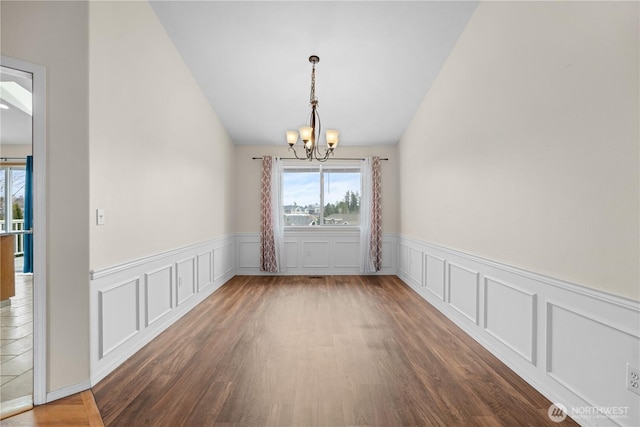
[
  {"x1": 12, "y1": 169, "x2": 26, "y2": 232},
  {"x1": 323, "y1": 170, "x2": 361, "y2": 225},
  {"x1": 282, "y1": 170, "x2": 320, "y2": 226}
]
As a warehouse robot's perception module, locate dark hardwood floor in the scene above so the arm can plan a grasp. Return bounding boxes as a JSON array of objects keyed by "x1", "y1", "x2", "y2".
[{"x1": 92, "y1": 275, "x2": 577, "y2": 426}]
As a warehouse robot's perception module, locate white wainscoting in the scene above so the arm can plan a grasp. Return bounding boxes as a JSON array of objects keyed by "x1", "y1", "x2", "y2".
[
  {"x1": 88, "y1": 231, "x2": 639, "y2": 427},
  {"x1": 235, "y1": 231, "x2": 396, "y2": 275},
  {"x1": 89, "y1": 236, "x2": 235, "y2": 385},
  {"x1": 397, "y1": 235, "x2": 640, "y2": 427}
]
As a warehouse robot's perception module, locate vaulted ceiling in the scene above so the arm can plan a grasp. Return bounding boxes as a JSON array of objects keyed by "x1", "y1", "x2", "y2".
[
  {"x1": 0, "y1": 2, "x2": 479, "y2": 149},
  {"x1": 149, "y1": 1, "x2": 478, "y2": 147}
]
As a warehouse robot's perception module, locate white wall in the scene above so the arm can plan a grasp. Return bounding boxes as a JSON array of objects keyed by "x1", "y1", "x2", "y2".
[
  {"x1": 1, "y1": 144, "x2": 32, "y2": 158},
  {"x1": 89, "y1": 1, "x2": 235, "y2": 270},
  {"x1": 398, "y1": 1, "x2": 639, "y2": 300},
  {"x1": 1, "y1": 1, "x2": 91, "y2": 393},
  {"x1": 397, "y1": 3, "x2": 640, "y2": 425}
]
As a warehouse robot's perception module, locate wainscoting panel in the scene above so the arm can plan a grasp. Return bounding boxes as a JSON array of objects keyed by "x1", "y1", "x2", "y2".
[
  {"x1": 397, "y1": 235, "x2": 640, "y2": 427},
  {"x1": 235, "y1": 232, "x2": 396, "y2": 275},
  {"x1": 284, "y1": 242, "x2": 298, "y2": 268},
  {"x1": 425, "y1": 254, "x2": 446, "y2": 300},
  {"x1": 144, "y1": 266, "x2": 173, "y2": 327},
  {"x1": 238, "y1": 241, "x2": 260, "y2": 269},
  {"x1": 302, "y1": 241, "x2": 330, "y2": 268},
  {"x1": 398, "y1": 243, "x2": 408, "y2": 276},
  {"x1": 197, "y1": 250, "x2": 213, "y2": 291},
  {"x1": 381, "y1": 241, "x2": 394, "y2": 269},
  {"x1": 213, "y1": 246, "x2": 225, "y2": 281},
  {"x1": 334, "y1": 241, "x2": 360, "y2": 268},
  {"x1": 222, "y1": 242, "x2": 234, "y2": 276},
  {"x1": 90, "y1": 236, "x2": 235, "y2": 386},
  {"x1": 546, "y1": 301, "x2": 640, "y2": 425},
  {"x1": 447, "y1": 262, "x2": 479, "y2": 324},
  {"x1": 99, "y1": 278, "x2": 139, "y2": 359},
  {"x1": 176, "y1": 257, "x2": 195, "y2": 306},
  {"x1": 408, "y1": 247, "x2": 423, "y2": 286},
  {"x1": 484, "y1": 276, "x2": 536, "y2": 363}
]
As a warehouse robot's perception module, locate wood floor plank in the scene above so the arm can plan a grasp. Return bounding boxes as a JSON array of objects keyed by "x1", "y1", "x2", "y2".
[
  {"x1": 92, "y1": 275, "x2": 579, "y2": 426},
  {"x1": 2, "y1": 391, "x2": 104, "y2": 426}
]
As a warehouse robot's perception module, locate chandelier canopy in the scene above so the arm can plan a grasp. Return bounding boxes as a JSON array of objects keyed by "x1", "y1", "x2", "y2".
[{"x1": 286, "y1": 55, "x2": 339, "y2": 161}]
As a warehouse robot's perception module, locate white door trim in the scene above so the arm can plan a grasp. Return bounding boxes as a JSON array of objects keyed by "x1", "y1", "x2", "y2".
[{"x1": 1, "y1": 55, "x2": 47, "y2": 405}]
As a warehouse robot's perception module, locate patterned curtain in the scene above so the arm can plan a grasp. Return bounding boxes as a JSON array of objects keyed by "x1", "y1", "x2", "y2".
[
  {"x1": 370, "y1": 156, "x2": 382, "y2": 271},
  {"x1": 260, "y1": 156, "x2": 278, "y2": 272},
  {"x1": 360, "y1": 156, "x2": 382, "y2": 273}
]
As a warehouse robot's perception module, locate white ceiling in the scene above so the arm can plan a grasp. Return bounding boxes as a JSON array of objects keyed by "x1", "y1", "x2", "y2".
[
  {"x1": 0, "y1": 2, "x2": 478, "y2": 149},
  {"x1": 0, "y1": 66, "x2": 33, "y2": 146},
  {"x1": 149, "y1": 1, "x2": 478, "y2": 147}
]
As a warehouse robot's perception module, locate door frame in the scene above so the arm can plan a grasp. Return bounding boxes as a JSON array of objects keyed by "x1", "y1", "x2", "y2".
[{"x1": 1, "y1": 55, "x2": 47, "y2": 405}]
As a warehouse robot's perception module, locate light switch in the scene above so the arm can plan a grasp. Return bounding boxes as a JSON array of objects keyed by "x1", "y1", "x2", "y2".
[{"x1": 96, "y1": 209, "x2": 106, "y2": 225}]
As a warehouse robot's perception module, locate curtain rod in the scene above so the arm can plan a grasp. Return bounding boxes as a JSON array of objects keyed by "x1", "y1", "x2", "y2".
[{"x1": 252, "y1": 157, "x2": 388, "y2": 161}]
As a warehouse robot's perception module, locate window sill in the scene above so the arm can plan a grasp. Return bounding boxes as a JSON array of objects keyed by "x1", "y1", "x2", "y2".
[{"x1": 284, "y1": 226, "x2": 360, "y2": 234}]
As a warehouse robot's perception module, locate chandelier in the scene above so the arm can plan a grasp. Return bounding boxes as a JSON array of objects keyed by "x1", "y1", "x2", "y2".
[{"x1": 286, "y1": 55, "x2": 339, "y2": 161}]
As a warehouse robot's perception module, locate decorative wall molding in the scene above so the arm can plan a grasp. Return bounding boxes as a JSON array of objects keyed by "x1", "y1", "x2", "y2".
[
  {"x1": 176, "y1": 257, "x2": 196, "y2": 306},
  {"x1": 196, "y1": 250, "x2": 213, "y2": 291},
  {"x1": 396, "y1": 235, "x2": 640, "y2": 427},
  {"x1": 447, "y1": 262, "x2": 479, "y2": 324},
  {"x1": 425, "y1": 253, "x2": 446, "y2": 300},
  {"x1": 98, "y1": 278, "x2": 140, "y2": 359},
  {"x1": 144, "y1": 266, "x2": 173, "y2": 327},
  {"x1": 483, "y1": 276, "x2": 537, "y2": 364},
  {"x1": 89, "y1": 236, "x2": 234, "y2": 280},
  {"x1": 235, "y1": 232, "x2": 397, "y2": 275},
  {"x1": 90, "y1": 236, "x2": 235, "y2": 385}
]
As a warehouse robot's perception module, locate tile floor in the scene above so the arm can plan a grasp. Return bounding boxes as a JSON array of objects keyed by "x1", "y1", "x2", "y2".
[{"x1": 0, "y1": 268, "x2": 33, "y2": 406}]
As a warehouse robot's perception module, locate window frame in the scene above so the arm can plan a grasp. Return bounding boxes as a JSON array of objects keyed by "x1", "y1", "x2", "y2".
[{"x1": 281, "y1": 161, "x2": 363, "y2": 231}]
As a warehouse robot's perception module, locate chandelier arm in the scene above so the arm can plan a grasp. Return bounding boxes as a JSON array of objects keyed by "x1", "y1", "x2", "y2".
[
  {"x1": 314, "y1": 108, "x2": 327, "y2": 159},
  {"x1": 288, "y1": 145, "x2": 305, "y2": 160}
]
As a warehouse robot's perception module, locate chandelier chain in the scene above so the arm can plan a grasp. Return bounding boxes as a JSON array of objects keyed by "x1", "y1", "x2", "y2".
[{"x1": 310, "y1": 63, "x2": 317, "y2": 106}]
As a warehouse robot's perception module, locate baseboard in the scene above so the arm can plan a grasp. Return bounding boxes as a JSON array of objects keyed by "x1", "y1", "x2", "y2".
[
  {"x1": 46, "y1": 380, "x2": 92, "y2": 404},
  {"x1": 0, "y1": 396, "x2": 32, "y2": 420},
  {"x1": 397, "y1": 235, "x2": 640, "y2": 427}
]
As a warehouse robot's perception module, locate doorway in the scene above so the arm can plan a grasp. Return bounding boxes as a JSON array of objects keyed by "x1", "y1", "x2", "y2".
[
  {"x1": 1, "y1": 64, "x2": 34, "y2": 417},
  {"x1": 0, "y1": 58, "x2": 46, "y2": 417}
]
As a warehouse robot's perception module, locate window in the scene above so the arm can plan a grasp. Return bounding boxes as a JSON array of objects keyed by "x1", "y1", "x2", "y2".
[
  {"x1": 282, "y1": 165, "x2": 361, "y2": 227},
  {"x1": 0, "y1": 166, "x2": 26, "y2": 233}
]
